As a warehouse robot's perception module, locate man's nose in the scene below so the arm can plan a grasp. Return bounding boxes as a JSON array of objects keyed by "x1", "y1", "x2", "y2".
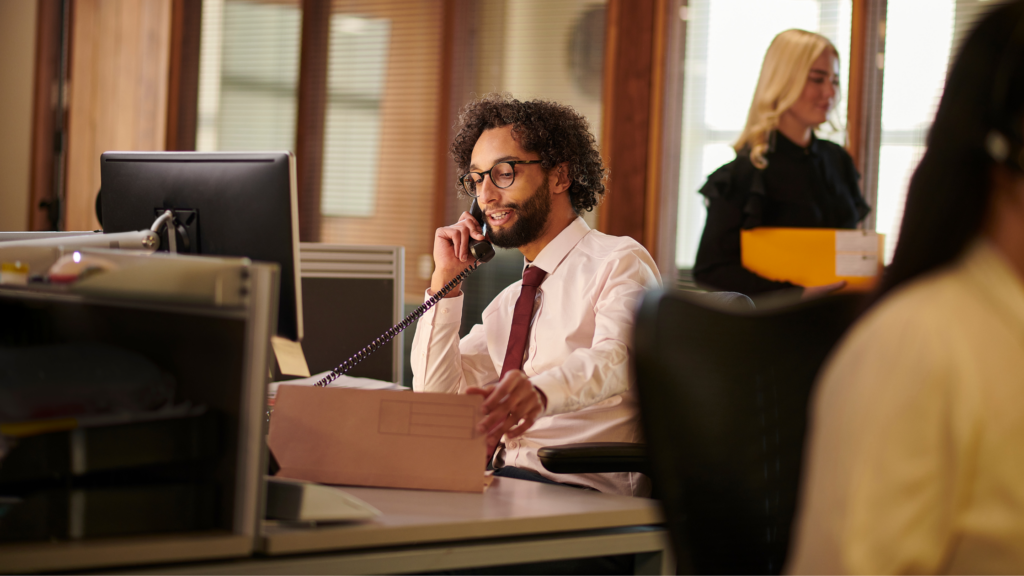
[{"x1": 476, "y1": 175, "x2": 501, "y2": 204}]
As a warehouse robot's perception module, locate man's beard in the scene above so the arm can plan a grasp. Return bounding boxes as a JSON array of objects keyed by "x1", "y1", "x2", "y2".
[{"x1": 488, "y1": 180, "x2": 552, "y2": 249}]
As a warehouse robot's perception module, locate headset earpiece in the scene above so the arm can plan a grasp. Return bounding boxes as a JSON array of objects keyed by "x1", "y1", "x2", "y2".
[{"x1": 986, "y1": 130, "x2": 1011, "y2": 163}]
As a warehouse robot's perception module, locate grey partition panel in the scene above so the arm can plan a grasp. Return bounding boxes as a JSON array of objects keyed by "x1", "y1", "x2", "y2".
[{"x1": 297, "y1": 244, "x2": 404, "y2": 383}]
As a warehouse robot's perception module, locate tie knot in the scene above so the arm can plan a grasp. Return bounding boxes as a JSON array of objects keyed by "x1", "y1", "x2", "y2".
[{"x1": 522, "y1": 265, "x2": 546, "y2": 287}]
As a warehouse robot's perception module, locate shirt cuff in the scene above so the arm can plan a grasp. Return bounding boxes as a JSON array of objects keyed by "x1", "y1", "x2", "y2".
[
  {"x1": 421, "y1": 288, "x2": 464, "y2": 326},
  {"x1": 529, "y1": 372, "x2": 574, "y2": 416}
]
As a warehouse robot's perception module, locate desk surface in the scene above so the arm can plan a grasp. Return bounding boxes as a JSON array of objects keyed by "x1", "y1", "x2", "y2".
[{"x1": 262, "y1": 476, "x2": 663, "y2": 555}]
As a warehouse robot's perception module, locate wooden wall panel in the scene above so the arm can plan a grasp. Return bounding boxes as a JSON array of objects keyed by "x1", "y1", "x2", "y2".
[
  {"x1": 65, "y1": 0, "x2": 171, "y2": 231},
  {"x1": 598, "y1": 0, "x2": 656, "y2": 253}
]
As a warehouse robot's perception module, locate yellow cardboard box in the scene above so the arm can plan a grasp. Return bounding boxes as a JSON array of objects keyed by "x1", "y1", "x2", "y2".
[{"x1": 740, "y1": 227, "x2": 884, "y2": 292}]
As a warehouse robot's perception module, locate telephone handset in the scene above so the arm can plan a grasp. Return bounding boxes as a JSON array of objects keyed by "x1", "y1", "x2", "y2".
[
  {"x1": 314, "y1": 200, "x2": 495, "y2": 387},
  {"x1": 468, "y1": 199, "x2": 495, "y2": 263}
]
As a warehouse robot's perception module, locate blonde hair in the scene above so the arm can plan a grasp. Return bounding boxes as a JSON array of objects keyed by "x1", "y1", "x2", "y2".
[{"x1": 735, "y1": 29, "x2": 840, "y2": 169}]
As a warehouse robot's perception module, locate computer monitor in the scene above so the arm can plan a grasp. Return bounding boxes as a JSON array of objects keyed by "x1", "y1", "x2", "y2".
[{"x1": 99, "y1": 151, "x2": 303, "y2": 341}]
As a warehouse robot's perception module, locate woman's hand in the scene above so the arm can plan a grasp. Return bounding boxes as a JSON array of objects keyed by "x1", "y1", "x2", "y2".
[{"x1": 801, "y1": 280, "x2": 847, "y2": 300}]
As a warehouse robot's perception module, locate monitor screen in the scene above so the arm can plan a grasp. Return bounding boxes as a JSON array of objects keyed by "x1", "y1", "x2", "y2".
[{"x1": 99, "y1": 151, "x2": 303, "y2": 341}]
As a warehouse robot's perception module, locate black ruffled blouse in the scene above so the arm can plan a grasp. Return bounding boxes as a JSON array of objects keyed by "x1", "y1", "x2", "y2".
[{"x1": 693, "y1": 131, "x2": 870, "y2": 295}]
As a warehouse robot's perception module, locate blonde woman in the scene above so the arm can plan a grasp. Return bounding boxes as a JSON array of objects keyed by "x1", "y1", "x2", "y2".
[{"x1": 693, "y1": 29, "x2": 869, "y2": 297}]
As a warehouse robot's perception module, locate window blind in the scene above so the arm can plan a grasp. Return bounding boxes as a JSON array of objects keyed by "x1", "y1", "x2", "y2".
[
  {"x1": 873, "y1": 0, "x2": 1010, "y2": 262},
  {"x1": 320, "y1": 13, "x2": 390, "y2": 218},
  {"x1": 196, "y1": 0, "x2": 300, "y2": 153},
  {"x1": 314, "y1": 0, "x2": 445, "y2": 302}
]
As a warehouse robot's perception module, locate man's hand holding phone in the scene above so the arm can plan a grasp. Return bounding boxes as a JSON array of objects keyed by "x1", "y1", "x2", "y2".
[
  {"x1": 431, "y1": 211, "x2": 488, "y2": 298},
  {"x1": 467, "y1": 370, "x2": 547, "y2": 463}
]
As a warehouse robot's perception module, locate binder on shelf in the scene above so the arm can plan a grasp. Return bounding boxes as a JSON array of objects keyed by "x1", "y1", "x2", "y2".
[
  {"x1": 0, "y1": 483, "x2": 218, "y2": 542},
  {"x1": 0, "y1": 410, "x2": 221, "y2": 488}
]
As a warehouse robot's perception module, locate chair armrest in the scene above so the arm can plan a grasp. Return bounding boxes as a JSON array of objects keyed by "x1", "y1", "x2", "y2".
[{"x1": 537, "y1": 442, "x2": 648, "y2": 475}]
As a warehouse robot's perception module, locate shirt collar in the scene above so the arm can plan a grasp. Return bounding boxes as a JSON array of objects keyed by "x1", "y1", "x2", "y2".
[
  {"x1": 962, "y1": 239, "x2": 1024, "y2": 336},
  {"x1": 773, "y1": 130, "x2": 819, "y2": 157},
  {"x1": 525, "y1": 216, "x2": 591, "y2": 275}
]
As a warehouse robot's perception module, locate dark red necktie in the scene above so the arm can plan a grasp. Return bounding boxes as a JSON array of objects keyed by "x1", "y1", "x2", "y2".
[{"x1": 500, "y1": 265, "x2": 547, "y2": 377}]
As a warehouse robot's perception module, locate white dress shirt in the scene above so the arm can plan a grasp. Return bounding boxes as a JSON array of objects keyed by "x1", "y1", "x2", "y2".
[
  {"x1": 788, "y1": 240, "x2": 1024, "y2": 574},
  {"x1": 411, "y1": 217, "x2": 661, "y2": 496}
]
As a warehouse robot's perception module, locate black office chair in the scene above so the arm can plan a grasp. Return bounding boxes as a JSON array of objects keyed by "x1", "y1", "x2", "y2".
[
  {"x1": 633, "y1": 289, "x2": 865, "y2": 575},
  {"x1": 537, "y1": 291, "x2": 755, "y2": 477}
]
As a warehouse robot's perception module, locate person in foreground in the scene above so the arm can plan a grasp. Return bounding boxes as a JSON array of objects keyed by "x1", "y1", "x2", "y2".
[
  {"x1": 411, "y1": 94, "x2": 660, "y2": 496},
  {"x1": 693, "y1": 29, "x2": 869, "y2": 298},
  {"x1": 788, "y1": 3, "x2": 1024, "y2": 573}
]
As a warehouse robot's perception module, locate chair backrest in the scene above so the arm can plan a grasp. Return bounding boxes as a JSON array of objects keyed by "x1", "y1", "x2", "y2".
[{"x1": 634, "y1": 289, "x2": 865, "y2": 575}]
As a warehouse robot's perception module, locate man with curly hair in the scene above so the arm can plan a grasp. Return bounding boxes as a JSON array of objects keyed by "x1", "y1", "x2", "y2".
[{"x1": 410, "y1": 94, "x2": 660, "y2": 496}]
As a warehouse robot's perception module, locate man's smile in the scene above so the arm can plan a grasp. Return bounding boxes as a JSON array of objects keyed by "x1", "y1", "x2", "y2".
[{"x1": 487, "y1": 209, "x2": 515, "y2": 226}]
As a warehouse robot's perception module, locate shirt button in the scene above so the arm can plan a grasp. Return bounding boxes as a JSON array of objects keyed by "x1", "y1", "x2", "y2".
[{"x1": 508, "y1": 441, "x2": 518, "y2": 449}]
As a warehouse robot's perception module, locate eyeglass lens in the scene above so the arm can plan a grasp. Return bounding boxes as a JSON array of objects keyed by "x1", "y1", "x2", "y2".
[{"x1": 463, "y1": 162, "x2": 516, "y2": 195}]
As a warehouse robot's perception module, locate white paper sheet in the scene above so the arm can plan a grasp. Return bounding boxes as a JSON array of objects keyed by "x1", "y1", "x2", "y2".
[{"x1": 268, "y1": 371, "x2": 404, "y2": 397}]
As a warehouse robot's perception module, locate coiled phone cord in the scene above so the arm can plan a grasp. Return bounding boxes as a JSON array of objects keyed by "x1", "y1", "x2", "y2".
[{"x1": 314, "y1": 259, "x2": 485, "y2": 387}]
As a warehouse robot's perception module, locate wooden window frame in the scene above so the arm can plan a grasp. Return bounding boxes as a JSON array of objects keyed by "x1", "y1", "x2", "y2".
[
  {"x1": 166, "y1": 0, "x2": 202, "y2": 152},
  {"x1": 294, "y1": 0, "x2": 331, "y2": 243},
  {"x1": 599, "y1": 0, "x2": 684, "y2": 279},
  {"x1": 846, "y1": 0, "x2": 887, "y2": 231},
  {"x1": 28, "y1": 0, "x2": 69, "y2": 231}
]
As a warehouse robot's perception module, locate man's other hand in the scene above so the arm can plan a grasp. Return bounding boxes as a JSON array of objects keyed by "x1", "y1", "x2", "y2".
[{"x1": 466, "y1": 370, "x2": 547, "y2": 460}]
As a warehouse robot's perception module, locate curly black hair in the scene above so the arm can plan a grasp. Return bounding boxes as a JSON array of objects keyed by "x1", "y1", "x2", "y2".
[{"x1": 449, "y1": 93, "x2": 606, "y2": 214}]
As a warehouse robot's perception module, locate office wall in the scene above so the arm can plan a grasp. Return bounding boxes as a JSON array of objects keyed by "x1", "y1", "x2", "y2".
[
  {"x1": 473, "y1": 0, "x2": 606, "y2": 231},
  {"x1": 0, "y1": 1, "x2": 38, "y2": 232},
  {"x1": 65, "y1": 0, "x2": 172, "y2": 231}
]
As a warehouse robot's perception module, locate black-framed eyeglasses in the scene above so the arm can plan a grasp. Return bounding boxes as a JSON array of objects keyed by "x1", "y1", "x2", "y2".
[{"x1": 459, "y1": 160, "x2": 542, "y2": 197}]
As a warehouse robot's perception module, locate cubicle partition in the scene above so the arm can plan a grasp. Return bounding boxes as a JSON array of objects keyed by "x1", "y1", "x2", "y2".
[
  {"x1": 292, "y1": 243, "x2": 404, "y2": 384},
  {"x1": 0, "y1": 257, "x2": 278, "y2": 573}
]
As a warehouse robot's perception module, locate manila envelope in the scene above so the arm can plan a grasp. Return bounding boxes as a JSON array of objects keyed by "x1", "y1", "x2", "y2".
[
  {"x1": 741, "y1": 227, "x2": 885, "y2": 292},
  {"x1": 268, "y1": 386, "x2": 487, "y2": 493}
]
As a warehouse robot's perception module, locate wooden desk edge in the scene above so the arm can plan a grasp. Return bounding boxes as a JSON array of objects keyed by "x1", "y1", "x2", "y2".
[
  {"x1": 0, "y1": 533, "x2": 252, "y2": 574},
  {"x1": 261, "y1": 507, "x2": 665, "y2": 555}
]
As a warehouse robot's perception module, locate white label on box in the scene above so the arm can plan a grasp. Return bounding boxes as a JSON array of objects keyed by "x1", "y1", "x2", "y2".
[
  {"x1": 835, "y1": 231, "x2": 880, "y2": 277},
  {"x1": 835, "y1": 230, "x2": 878, "y2": 253},
  {"x1": 836, "y1": 252, "x2": 879, "y2": 276}
]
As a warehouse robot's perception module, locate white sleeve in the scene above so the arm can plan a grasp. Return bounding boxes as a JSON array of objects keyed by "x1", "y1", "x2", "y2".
[
  {"x1": 530, "y1": 248, "x2": 661, "y2": 415},
  {"x1": 410, "y1": 291, "x2": 498, "y2": 394}
]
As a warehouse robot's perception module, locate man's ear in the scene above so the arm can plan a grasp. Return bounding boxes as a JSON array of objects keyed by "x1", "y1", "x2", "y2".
[{"x1": 550, "y1": 162, "x2": 571, "y2": 194}]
